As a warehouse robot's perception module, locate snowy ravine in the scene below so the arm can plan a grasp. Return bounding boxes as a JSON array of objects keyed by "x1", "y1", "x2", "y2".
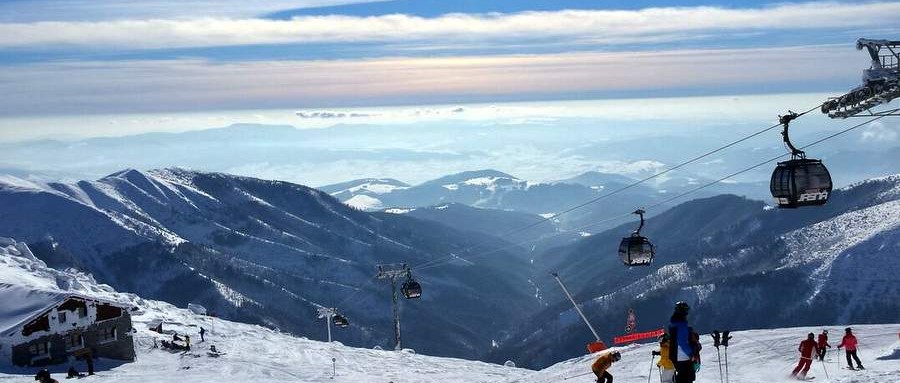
[{"x1": 2, "y1": 239, "x2": 898, "y2": 383}]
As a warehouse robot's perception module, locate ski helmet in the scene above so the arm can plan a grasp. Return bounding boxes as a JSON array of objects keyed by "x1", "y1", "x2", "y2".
[
  {"x1": 823, "y1": 329, "x2": 828, "y2": 334},
  {"x1": 612, "y1": 351, "x2": 621, "y2": 361},
  {"x1": 845, "y1": 327, "x2": 852, "y2": 333},
  {"x1": 807, "y1": 333, "x2": 815, "y2": 340},
  {"x1": 674, "y1": 301, "x2": 690, "y2": 314}
]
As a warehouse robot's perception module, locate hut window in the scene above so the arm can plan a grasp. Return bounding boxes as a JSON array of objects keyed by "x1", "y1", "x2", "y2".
[
  {"x1": 98, "y1": 327, "x2": 117, "y2": 343},
  {"x1": 77, "y1": 307, "x2": 87, "y2": 318},
  {"x1": 28, "y1": 342, "x2": 49, "y2": 357},
  {"x1": 58, "y1": 311, "x2": 67, "y2": 324},
  {"x1": 96, "y1": 304, "x2": 122, "y2": 321}
]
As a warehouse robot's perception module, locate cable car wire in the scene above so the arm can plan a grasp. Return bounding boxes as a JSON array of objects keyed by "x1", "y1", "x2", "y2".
[
  {"x1": 413, "y1": 113, "x2": 885, "y2": 272},
  {"x1": 411, "y1": 103, "x2": 822, "y2": 271}
]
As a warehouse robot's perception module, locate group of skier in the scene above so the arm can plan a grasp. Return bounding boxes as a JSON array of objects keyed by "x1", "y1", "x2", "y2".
[
  {"x1": 593, "y1": 301, "x2": 699, "y2": 383},
  {"x1": 591, "y1": 301, "x2": 868, "y2": 383},
  {"x1": 791, "y1": 327, "x2": 864, "y2": 379}
]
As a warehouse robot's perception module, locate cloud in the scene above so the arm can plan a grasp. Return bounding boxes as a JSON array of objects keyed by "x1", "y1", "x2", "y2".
[
  {"x1": 296, "y1": 111, "x2": 375, "y2": 119},
  {"x1": 1, "y1": 2, "x2": 898, "y2": 49},
  {"x1": 0, "y1": 1, "x2": 383, "y2": 22},
  {"x1": 860, "y1": 121, "x2": 899, "y2": 142},
  {"x1": 0, "y1": 44, "x2": 864, "y2": 116}
]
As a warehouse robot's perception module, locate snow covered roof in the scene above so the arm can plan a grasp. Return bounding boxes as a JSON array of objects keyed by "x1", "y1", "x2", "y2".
[{"x1": 0, "y1": 284, "x2": 128, "y2": 340}]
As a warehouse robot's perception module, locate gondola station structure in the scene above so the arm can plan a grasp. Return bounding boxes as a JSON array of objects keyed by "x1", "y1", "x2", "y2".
[{"x1": 0, "y1": 284, "x2": 135, "y2": 367}]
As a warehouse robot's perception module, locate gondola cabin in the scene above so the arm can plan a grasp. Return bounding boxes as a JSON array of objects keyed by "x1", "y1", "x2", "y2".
[
  {"x1": 618, "y1": 209, "x2": 655, "y2": 266},
  {"x1": 332, "y1": 314, "x2": 349, "y2": 328},
  {"x1": 401, "y1": 279, "x2": 422, "y2": 299},
  {"x1": 619, "y1": 235, "x2": 655, "y2": 266},
  {"x1": 770, "y1": 158, "x2": 832, "y2": 208}
]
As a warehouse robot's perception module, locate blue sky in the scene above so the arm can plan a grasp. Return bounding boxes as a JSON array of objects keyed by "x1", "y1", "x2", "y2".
[{"x1": 0, "y1": 1, "x2": 898, "y2": 126}]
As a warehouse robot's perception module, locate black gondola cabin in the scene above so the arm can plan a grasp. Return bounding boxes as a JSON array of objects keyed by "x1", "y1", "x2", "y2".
[
  {"x1": 619, "y1": 235, "x2": 655, "y2": 266},
  {"x1": 401, "y1": 279, "x2": 421, "y2": 299},
  {"x1": 770, "y1": 158, "x2": 832, "y2": 208},
  {"x1": 332, "y1": 314, "x2": 349, "y2": 328}
]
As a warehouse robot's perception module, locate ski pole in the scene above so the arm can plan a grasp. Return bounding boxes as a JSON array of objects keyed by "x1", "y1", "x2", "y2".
[
  {"x1": 563, "y1": 370, "x2": 595, "y2": 380},
  {"x1": 648, "y1": 353, "x2": 655, "y2": 383},
  {"x1": 715, "y1": 347, "x2": 724, "y2": 383},
  {"x1": 819, "y1": 357, "x2": 829, "y2": 380},
  {"x1": 331, "y1": 357, "x2": 336, "y2": 379}
]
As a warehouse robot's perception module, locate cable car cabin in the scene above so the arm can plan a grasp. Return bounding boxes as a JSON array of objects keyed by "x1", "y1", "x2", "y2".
[
  {"x1": 332, "y1": 314, "x2": 349, "y2": 328},
  {"x1": 618, "y1": 235, "x2": 655, "y2": 266},
  {"x1": 401, "y1": 280, "x2": 422, "y2": 299},
  {"x1": 770, "y1": 158, "x2": 832, "y2": 208}
]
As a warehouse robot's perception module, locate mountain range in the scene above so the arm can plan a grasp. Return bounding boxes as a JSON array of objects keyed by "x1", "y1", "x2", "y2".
[
  {"x1": 1, "y1": 168, "x2": 897, "y2": 368},
  {"x1": 0, "y1": 168, "x2": 541, "y2": 359}
]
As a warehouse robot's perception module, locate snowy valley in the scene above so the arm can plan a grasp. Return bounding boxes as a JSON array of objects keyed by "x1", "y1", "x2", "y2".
[{"x1": 1, "y1": 240, "x2": 897, "y2": 383}]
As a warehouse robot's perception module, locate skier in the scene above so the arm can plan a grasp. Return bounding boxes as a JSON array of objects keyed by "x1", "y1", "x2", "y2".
[
  {"x1": 791, "y1": 333, "x2": 818, "y2": 379},
  {"x1": 668, "y1": 301, "x2": 698, "y2": 383},
  {"x1": 652, "y1": 333, "x2": 676, "y2": 383},
  {"x1": 591, "y1": 350, "x2": 621, "y2": 383},
  {"x1": 200, "y1": 326, "x2": 206, "y2": 342},
  {"x1": 816, "y1": 330, "x2": 831, "y2": 361},
  {"x1": 837, "y1": 327, "x2": 864, "y2": 370},
  {"x1": 185, "y1": 335, "x2": 191, "y2": 350},
  {"x1": 34, "y1": 369, "x2": 58, "y2": 383}
]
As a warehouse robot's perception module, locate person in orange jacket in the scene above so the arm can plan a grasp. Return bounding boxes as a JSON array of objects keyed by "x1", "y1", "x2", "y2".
[
  {"x1": 592, "y1": 351, "x2": 621, "y2": 383},
  {"x1": 837, "y1": 327, "x2": 864, "y2": 370}
]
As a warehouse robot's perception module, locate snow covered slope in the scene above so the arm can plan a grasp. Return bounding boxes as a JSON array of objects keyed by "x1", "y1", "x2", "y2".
[
  {"x1": 0, "y1": 169, "x2": 541, "y2": 360},
  {"x1": 1, "y1": 240, "x2": 897, "y2": 383},
  {"x1": 495, "y1": 176, "x2": 900, "y2": 368}
]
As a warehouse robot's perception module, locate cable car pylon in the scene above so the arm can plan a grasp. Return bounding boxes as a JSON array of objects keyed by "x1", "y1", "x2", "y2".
[
  {"x1": 317, "y1": 307, "x2": 349, "y2": 343},
  {"x1": 376, "y1": 263, "x2": 419, "y2": 351}
]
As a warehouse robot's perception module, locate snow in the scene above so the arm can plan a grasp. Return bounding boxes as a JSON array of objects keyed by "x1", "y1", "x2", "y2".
[
  {"x1": 384, "y1": 208, "x2": 415, "y2": 214},
  {"x1": 345, "y1": 182, "x2": 408, "y2": 195},
  {"x1": 442, "y1": 183, "x2": 459, "y2": 191},
  {"x1": 1, "y1": 239, "x2": 899, "y2": 383},
  {"x1": 343, "y1": 194, "x2": 383, "y2": 211}
]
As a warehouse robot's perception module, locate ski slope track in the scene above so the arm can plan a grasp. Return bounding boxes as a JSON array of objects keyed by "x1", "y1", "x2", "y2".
[{"x1": 1, "y1": 240, "x2": 898, "y2": 383}]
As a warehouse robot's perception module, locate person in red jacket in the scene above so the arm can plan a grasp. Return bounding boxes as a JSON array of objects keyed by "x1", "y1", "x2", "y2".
[
  {"x1": 792, "y1": 333, "x2": 819, "y2": 379},
  {"x1": 837, "y1": 327, "x2": 864, "y2": 370},
  {"x1": 816, "y1": 330, "x2": 831, "y2": 361}
]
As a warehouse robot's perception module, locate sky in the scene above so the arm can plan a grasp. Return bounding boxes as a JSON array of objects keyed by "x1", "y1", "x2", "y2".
[
  {"x1": 0, "y1": 0, "x2": 899, "y2": 185},
  {"x1": 1, "y1": 1, "x2": 898, "y2": 125}
]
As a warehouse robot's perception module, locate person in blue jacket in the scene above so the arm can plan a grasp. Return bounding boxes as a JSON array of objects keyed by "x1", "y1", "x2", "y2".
[{"x1": 668, "y1": 301, "x2": 699, "y2": 383}]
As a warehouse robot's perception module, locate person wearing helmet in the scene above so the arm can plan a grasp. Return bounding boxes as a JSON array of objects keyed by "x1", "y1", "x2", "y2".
[
  {"x1": 653, "y1": 333, "x2": 676, "y2": 383},
  {"x1": 591, "y1": 350, "x2": 621, "y2": 383},
  {"x1": 837, "y1": 328, "x2": 864, "y2": 370},
  {"x1": 791, "y1": 333, "x2": 819, "y2": 379},
  {"x1": 816, "y1": 330, "x2": 831, "y2": 361},
  {"x1": 668, "y1": 301, "x2": 697, "y2": 383}
]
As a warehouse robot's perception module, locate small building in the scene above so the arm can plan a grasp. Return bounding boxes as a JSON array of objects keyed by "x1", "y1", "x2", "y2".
[{"x1": 0, "y1": 284, "x2": 135, "y2": 367}]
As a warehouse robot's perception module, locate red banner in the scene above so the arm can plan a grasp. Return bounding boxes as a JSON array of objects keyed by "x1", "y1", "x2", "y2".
[{"x1": 613, "y1": 328, "x2": 664, "y2": 345}]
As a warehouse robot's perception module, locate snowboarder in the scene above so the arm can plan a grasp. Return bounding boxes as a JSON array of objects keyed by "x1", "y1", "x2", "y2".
[
  {"x1": 816, "y1": 330, "x2": 831, "y2": 361},
  {"x1": 837, "y1": 327, "x2": 864, "y2": 370},
  {"x1": 653, "y1": 334, "x2": 676, "y2": 383},
  {"x1": 591, "y1": 350, "x2": 621, "y2": 383},
  {"x1": 200, "y1": 326, "x2": 206, "y2": 342},
  {"x1": 185, "y1": 335, "x2": 191, "y2": 350},
  {"x1": 668, "y1": 301, "x2": 698, "y2": 383},
  {"x1": 791, "y1": 333, "x2": 818, "y2": 379}
]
